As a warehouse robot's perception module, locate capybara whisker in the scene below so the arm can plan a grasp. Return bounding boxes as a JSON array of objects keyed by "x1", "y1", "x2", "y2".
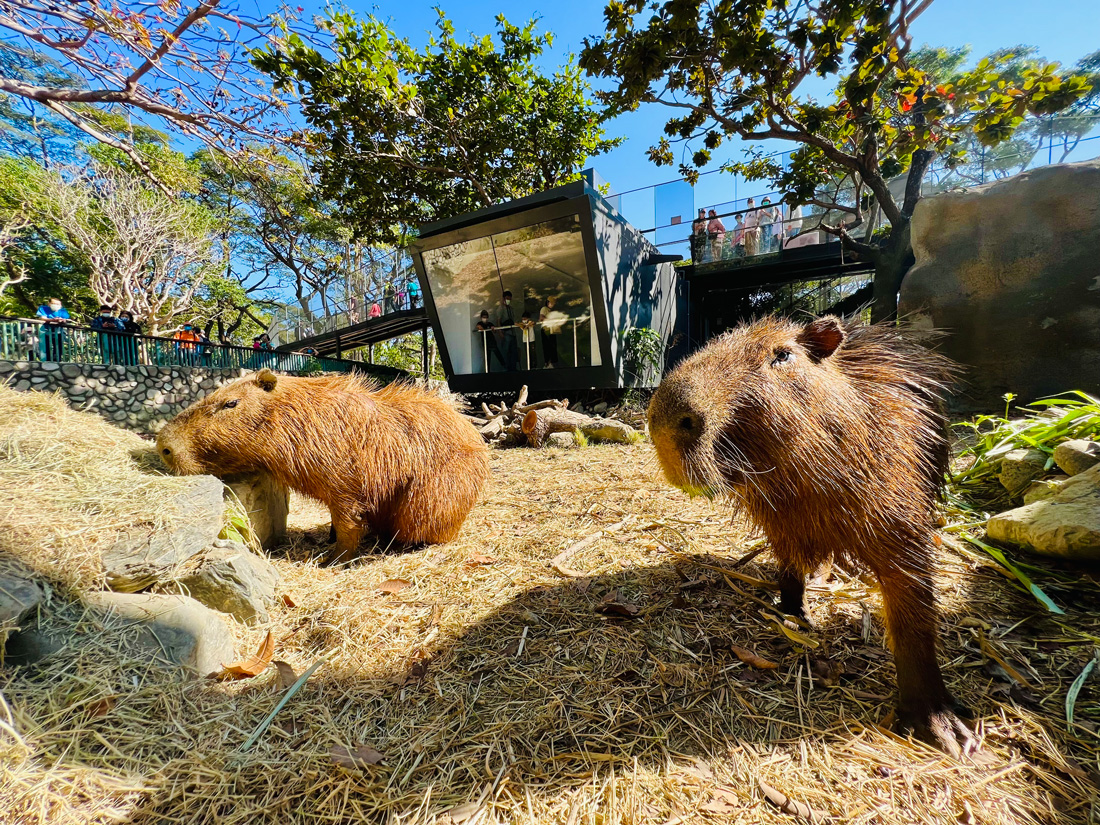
[
  {"x1": 647, "y1": 315, "x2": 976, "y2": 758},
  {"x1": 157, "y1": 370, "x2": 489, "y2": 564}
]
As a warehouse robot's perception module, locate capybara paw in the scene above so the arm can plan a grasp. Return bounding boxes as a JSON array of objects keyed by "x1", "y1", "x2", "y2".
[
  {"x1": 896, "y1": 705, "x2": 978, "y2": 759},
  {"x1": 327, "y1": 525, "x2": 337, "y2": 544}
]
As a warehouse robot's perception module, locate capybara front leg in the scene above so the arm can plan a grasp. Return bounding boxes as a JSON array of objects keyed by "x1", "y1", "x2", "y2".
[
  {"x1": 324, "y1": 510, "x2": 364, "y2": 565},
  {"x1": 776, "y1": 564, "x2": 812, "y2": 625},
  {"x1": 877, "y1": 567, "x2": 976, "y2": 757}
]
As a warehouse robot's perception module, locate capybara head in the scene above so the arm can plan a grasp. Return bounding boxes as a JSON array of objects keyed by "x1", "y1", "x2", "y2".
[
  {"x1": 157, "y1": 369, "x2": 284, "y2": 476},
  {"x1": 647, "y1": 315, "x2": 953, "y2": 502}
]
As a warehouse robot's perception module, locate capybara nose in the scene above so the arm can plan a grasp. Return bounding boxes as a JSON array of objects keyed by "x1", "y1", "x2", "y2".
[{"x1": 161, "y1": 447, "x2": 171, "y2": 457}]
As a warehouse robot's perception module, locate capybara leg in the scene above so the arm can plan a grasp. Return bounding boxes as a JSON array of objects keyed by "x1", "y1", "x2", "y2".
[
  {"x1": 878, "y1": 568, "x2": 977, "y2": 758},
  {"x1": 327, "y1": 525, "x2": 337, "y2": 544},
  {"x1": 776, "y1": 564, "x2": 812, "y2": 624},
  {"x1": 324, "y1": 512, "x2": 364, "y2": 565}
]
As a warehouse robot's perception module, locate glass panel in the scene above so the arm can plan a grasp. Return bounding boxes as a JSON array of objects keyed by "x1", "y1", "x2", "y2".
[{"x1": 420, "y1": 214, "x2": 600, "y2": 376}]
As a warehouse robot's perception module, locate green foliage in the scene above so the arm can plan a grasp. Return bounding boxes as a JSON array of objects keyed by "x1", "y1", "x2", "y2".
[
  {"x1": 622, "y1": 326, "x2": 663, "y2": 375},
  {"x1": 254, "y1": 11, "x2": 620, "y2": 244}
]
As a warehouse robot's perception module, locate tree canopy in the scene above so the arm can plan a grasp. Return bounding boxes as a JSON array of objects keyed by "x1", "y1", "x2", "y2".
[
  {"x1": 580, "y1": 0, "x2": 1093, "y2": 318},
  {"x1": 253, "y1": 11, "x2": 621, "y2": 245}
]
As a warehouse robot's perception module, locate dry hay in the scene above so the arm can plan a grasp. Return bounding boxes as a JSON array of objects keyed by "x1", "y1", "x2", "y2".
[
  {"x1": 2, "y1": 441, "x2": 1099, "y2": 824},
  {"x1": 0, "y1": 383, "x2": 199, "y2": 592}
]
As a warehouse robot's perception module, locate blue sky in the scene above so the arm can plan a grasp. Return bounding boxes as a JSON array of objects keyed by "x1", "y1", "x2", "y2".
[{"x1": 341, "y1": 0, "x2": 1100, "y2": 205}]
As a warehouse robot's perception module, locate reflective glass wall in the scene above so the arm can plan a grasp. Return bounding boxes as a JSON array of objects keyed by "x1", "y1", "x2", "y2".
[{"x1": 420, "y1": 214, "x2": 601, "y2": 376}]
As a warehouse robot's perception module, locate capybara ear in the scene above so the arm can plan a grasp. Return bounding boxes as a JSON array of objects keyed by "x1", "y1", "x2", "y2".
[
  {"x1": 797, "y1": 316, "x2": 846, "y2": 362},
  {"x1": 255, "y1": 369, "x2": 278, "y2": 392}
]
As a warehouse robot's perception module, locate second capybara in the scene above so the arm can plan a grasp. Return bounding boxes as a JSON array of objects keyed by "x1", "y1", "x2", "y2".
[
  {"x1": 157, "y1": 369, "x2": 489, "y2": 563},
  {"x1": 648, "y1": 315, "x2": 974, "y2": 756}
]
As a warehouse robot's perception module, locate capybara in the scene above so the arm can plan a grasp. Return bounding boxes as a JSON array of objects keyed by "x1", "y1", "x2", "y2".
[
  {"x1": 648, "y1": 315, "x2": 974, "y2": 756},
  {"x1": 157, "y1": 369, "x2": 489, "y2": 563}
]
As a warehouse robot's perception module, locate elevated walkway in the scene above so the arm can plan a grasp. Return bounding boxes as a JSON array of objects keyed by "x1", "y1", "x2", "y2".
[
  {"x1": 684, "y1": 239, "x2": 871, "y2": 288},
  {"x1": 278, "y1": 308, "x2": 429, "y2": 358}
]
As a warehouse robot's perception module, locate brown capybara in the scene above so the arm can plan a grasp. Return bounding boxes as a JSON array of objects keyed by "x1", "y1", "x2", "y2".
[
  {"x1": 648, "y1": 315, "x2": 975, "y2": 756},
  {"x1": 157, "y1": 369, "x2": 489, "y2": 563}
]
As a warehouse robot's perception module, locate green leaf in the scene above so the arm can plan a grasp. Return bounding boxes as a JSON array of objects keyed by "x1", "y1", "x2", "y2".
[{"x1": 1066, "y1": 655, "x2": 1097, "y2": 730}]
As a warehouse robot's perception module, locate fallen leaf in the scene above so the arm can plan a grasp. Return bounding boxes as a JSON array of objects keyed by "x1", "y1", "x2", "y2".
[
  {"x1": 731, "y1": 644, "x2": 778, "y2": 670},
  {"x1": 429, "y1": 604, "x2": 443, "y2": 627},
  {"x1": 379, "y1": 579, "x2": 411, "y2": 595},
  {"x1": 281, "y1": 593, "x2": 298, "y2": 608},
  {"x1": 699, "y1": 786, "x2": 739, "y2": 814},
  {"x1": 760, "y1": 780, "x2": 824, "y2": 823},
  {"x1": 466, "y1": 553, "x2": 497, "y2": 566},
  {"x1": 810, "y1": 657, "x2": 843, "y2": 686},
  {"x1": 216, "y1": 631, "x2": 275, "y2": 680},
  {"x1": 596, "y1": 590, "x2": 641, "y2": 619},
  {"x1": 329, "y1": 743, "x2": 385, "y2": 768},
  {"x1": 273, "y1": 660, "x2": 298, "y2": 689},
  {"x1": 771, "y1": 620, "x2": 820, "y2": 649},
  {"x1": 86, "y1": 696, "x2": 117, "y2": 718}
]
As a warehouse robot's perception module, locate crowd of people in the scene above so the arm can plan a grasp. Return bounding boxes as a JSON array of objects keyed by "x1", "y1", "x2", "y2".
[
  {"x1": 474, "y1": 289, "x2": 576, "y2": 373},
  {"x1": 690, "y1": 197, "x2": 811, "y2": 264},
  {"x1": 18, "y1": 299, "x2": 300, "y2": 369}
]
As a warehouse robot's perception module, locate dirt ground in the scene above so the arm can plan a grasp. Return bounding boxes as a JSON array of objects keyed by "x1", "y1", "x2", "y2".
[{"x1": 3, "y1": 442, "x2": 1099, "y2": 824}]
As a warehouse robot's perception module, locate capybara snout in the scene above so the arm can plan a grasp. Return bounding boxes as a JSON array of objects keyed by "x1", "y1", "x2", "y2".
[
  {"x1": 159, "y1": 368, "x2": 489, "y2": 563},
  {"x1": 648, "y1": 315, "x2": 974, "y2": 756}
]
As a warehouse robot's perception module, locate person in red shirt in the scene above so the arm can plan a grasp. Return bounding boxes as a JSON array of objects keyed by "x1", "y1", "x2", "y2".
[{"x1": 173, "y1": 323, "x2": 202, "y2": 366}]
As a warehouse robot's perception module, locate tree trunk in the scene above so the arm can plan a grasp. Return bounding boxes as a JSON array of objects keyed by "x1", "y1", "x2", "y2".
[
  {"x1": 869, "y1": 221, "x2": 914, "y2": 324},
  {"x1": 521, "y1": 408, "x2": 638, "y2": 447}
]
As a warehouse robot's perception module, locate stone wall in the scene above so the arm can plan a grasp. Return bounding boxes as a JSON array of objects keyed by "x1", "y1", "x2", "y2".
[
  {"x1": 0, "y1": 360, "x2": 247, "y2": 435},
  {"x1": 899, "y1": 158, "x2": 1100, "y2": 412}
]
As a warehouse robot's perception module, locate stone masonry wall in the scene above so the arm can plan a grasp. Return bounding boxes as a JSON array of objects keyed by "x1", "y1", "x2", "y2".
[{"x1": 0, "y1": 360, "x2": 247, "y2": 435}]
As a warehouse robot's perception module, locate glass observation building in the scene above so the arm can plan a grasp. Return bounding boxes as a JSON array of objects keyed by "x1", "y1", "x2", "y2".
[{"x1": 411, "y1": 178, "x2": 685, "y2": 394}]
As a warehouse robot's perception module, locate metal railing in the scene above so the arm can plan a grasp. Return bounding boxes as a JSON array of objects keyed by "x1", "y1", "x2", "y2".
[
  {"x1": 475, "y1": 317, "x2": 592, "y2": 373},
  {"x1": 272, "y1": 278, "x2": 424, "y2": 344},
  {"x1": 1, "y1": 317, "x2": 357, "y2": 374}
]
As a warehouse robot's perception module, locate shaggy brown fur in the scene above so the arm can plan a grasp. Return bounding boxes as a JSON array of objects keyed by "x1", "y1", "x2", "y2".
[
  {"x1": 157, "y1": 370, "x2": 490, "y2": 563},
  {"x1": 648, "y1": 315, "x2": 975, "y2": 756}
]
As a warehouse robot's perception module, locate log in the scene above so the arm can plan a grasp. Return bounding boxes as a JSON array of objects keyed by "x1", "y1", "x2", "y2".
[
  {"x1": 521, "y1": 408, "x2": 639, "y2": 448},
  {"x1": 513, "y1": 384, "x2": 529, "y2": 409},
  {"x1": 479, "y1": 418, "x2": 504, "y2": 439}
]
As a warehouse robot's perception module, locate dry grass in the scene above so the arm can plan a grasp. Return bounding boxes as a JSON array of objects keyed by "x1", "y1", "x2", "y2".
[
  {"x1": 0, "y1": 384, "x2": 196, "y2": 592},
  {"x1": 2, "y1": 433, "x2": 1099, "y2": 823}
]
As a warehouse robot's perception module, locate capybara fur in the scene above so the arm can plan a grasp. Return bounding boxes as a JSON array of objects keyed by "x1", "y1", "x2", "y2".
[
  {"x1": 648, "y1": 315, "x2": 974, "y2": 756},
  {"x1": 157, "y1": 369, "x2": 489, "y2": 563}
]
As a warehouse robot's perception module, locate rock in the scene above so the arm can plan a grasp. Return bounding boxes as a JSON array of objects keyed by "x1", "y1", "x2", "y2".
[
  {"x1": 899, "y1": 158, "x2": 1100, "y2": 412},
  {"x1": 102, "y1": 475, "x2": 225, "y2": 592},
  {"x1": 40, "y1": 361, "x2": 59, "y2": 372},
  {"x1": 222, "y1": 472, "x2": 289, "y2": 550},
  {"x1": 1053, "y1": 439, "x2": 1100, "y2": 476},
  {"x1": 593, "y1": 402, "x2": 609, "y2": 414},
  {"x1": 547, "y1": 431, "x2": 577, "y2": 449},
  {"x1": 166, "y1": 540, "x2": 280, "y2": 623},
  {"x1": 0, "y1": 557, "x2": 45, "y2": 631},
  {"x1": 987, "y1": 463, "x2": 1100, "y2": 561},
  {"x1": 998, "y1": 448, "x2": 1048, "y2": 494},
  {"x1": 60, "y1": 363, "x2": 82, "y2": 378},
  {"x1": 1022, "y1": 475, "x2": 1070, "y2": 504}
]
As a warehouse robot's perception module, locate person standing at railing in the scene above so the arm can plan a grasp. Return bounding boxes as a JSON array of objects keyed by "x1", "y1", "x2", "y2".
[
  {"x1": 691, "y1": 208, "x2": 709, "y2": 263},
  {"x1": 117, "y1": 311, "x2": 142, "y2": 366},
  {"x1": 759, "y1": 197, "x2": 778, "y2": 252},
  {"x1": 731, "y1": 213, "x2": 746, "y2": 258},
  {"x1": 90, "y1": 305, "x2": 124, "y2": 365},
  {"x1": 383, "y1": 283, "x2": 395, "y2": 314},
  {"x1": 539, "y1": 295, "x2": 567, "y2": 369},
  {"x1": 173, "y1": 323, "x2": 202, "y2": 367},
  {"x1": 35, "y1": 298, "x2": 70, "y2": 361},
  {"x1": 743, "y1": 197, "x2": 760, "y2": 257},
  {"x1": 518, "y1": 311, "x2": 537, "y2": 370},
  {"x1": 491, "y1": 290, "x2": 519, "y2": 372},
  {"x1": 409, "y1": 279, "x2": 421, "y2": 309},
  {"x1": 784, "y1": 204, "x2": 804, "y2": 249},
  {"x1": 368, "y1": 301, "x2": 382, "y2": 320},
  {"x1": 706, "y1": 209, "x2": 726, "y2": 261},
  {"x1": 475, "y1": 310, "x2": 502, "y2": 372}
]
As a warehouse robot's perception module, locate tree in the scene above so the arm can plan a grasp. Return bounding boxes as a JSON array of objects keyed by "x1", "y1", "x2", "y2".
[
  {"x1": 25, "y1": 164, "x2": 217, "y2": 331},
  {"x1": 253, "y1": 11, "x2": 621, "y2": 244},
  {"x1": 580, "y1": 0, "x2": 1092, "y2": 320},
  {"x1": 0, "y1": 0, "x2": 312, "y2": 195}
]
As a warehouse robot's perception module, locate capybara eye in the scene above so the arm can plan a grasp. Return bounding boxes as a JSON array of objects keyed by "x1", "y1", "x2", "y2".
[
  {"x1": 771, "y1": 350, "x2": 793, "y2": 366},
  {"x1": 679, "y1": 415, "x2": 694, "y2": 431},
  {"x1": 222, "y1": 400, "x2": 238, "y2": 410}
]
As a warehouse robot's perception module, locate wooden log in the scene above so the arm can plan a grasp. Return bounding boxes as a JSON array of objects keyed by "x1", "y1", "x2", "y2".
[
  {"x1": 513, "y1": 384, "x2": 529, "y2": 409},
  {"x1": 521, "y1": 408, "x2": 639, "y2": 448},
  {"x1": 479, "y1": 418, "x2": 504, "y2": 440},
  {"x1": 515, "y1": 399, "x2": 565, "y2": 414}
]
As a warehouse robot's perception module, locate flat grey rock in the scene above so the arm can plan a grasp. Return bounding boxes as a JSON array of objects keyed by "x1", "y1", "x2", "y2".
[
  {"x1": 998, "y1": 448, "x2": 1047, "y2": 495},
  {"x1": 1053, "y1": 439, "x2": 1100, "y2": 477},
  {"x1": 167, "y1": 540, "x2": 281, "y2": 624},
  {"x1": 987, "y1": 463, "x2": 1100, "y2": 561}
]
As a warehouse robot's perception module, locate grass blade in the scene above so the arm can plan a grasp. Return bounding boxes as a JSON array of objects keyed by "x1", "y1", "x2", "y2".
[{"x1": 1066, "y1": 655, "x2": 1097, "y2": 730}]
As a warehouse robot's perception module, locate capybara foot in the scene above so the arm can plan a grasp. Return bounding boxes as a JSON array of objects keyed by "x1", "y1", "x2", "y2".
[
  {"x1": 322, "y1": 545, "x2": 359, "y2": 566},
  {"x1": 896, "y1": 703, "x2": 978, "y2": 758},
  {"x1": 327, "y1": 525, "x2": 337, "y2": 544}
]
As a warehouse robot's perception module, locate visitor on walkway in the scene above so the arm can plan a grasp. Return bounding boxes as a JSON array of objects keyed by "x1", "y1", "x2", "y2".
[
  {"x1": 474, "y1": 310, "x2": 502, "y2": 372},
  {"x1": 539, "y1": 295, "x2": 565, "y2": 369},
  {"x1": 759, "y1": 198, "x2": 776, "y2": 252},
  {"x1": 173, "y1": 323, "x2": 202, "y2": 367},
  {"x1": 409, "y1": 279, "x2": 422, "y2": 308},
  {"x1": 707, "y1": 209, "x2": 726, "y2": 261},
  {"x1": 35, "y1": 297, "x2": 70, "y2": 361},
  {"x1": 743, "y1": 198, "x2": 760, "y2": 257},
  {"x1": 90, "y1": 305, "x2": 124, "y2": 365},
  {"x1": 383, "y1": 283, "x2": 395, "y2": 314},
  {"x1": 492, "y1": 290, "x2": 519, "y2": 371},
  {"x1": 732, "y1": 213, "x2": 746, "y2": 258},
  {"x1": 784, "y1": 204, "x2": 804, "y2": 248},
  {"x1": 117, "y1": 310, "x2": 141, "y2": 366},
  {"x1": 691, "y1": 208, "x2": 709, "y2": 263},
  {"x1": 368, "y1": 301, "x2": 382, "y2": 319},
  {"x1": 518, "y1": 311, "x2": 537, "y2": 370}
]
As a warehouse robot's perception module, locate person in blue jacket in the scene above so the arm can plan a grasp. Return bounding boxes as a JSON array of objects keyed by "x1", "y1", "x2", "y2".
[{"x1": 35, "y1": 297, "x2": 71, "y2": 361}]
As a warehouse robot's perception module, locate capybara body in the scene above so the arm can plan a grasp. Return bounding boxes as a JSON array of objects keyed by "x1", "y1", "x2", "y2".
[
  {"x1": 157, "y1": 370, "x2": 489, "y2": 562},
  {"x1": 648, "y1": 316, "x2": 973, "y2": 755}
]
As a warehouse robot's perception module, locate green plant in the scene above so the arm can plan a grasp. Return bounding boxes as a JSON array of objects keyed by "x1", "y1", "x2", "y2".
[{"x1": 622, "y1": 327, "x2": 663, "y2": 379}]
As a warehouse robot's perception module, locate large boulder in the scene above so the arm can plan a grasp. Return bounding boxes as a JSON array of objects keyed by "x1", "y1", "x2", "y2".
[
  {"x1": 165, "y1": 539, "x2": 281, "y2": 624},
  {"x1": 899, "y1": 158, "x2": 1100, "y2": 412},
  {"x1": 223, "y1": 472, "x2": 290, "y2": 550},
  {"x1": 102, "y1": 475, "x2": 225, "y2": 592},
  {"x1": 1053, "y1": 439, "x2": 1100, "y2": 477},
  {"x1": 987, "y1": 462, "x2": 1100, "y2": 561}
]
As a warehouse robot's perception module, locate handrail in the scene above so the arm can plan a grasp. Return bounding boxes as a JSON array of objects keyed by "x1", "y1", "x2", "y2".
[{"x1": 0, "y1": 316, "x2": 360, "y2": 375}]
